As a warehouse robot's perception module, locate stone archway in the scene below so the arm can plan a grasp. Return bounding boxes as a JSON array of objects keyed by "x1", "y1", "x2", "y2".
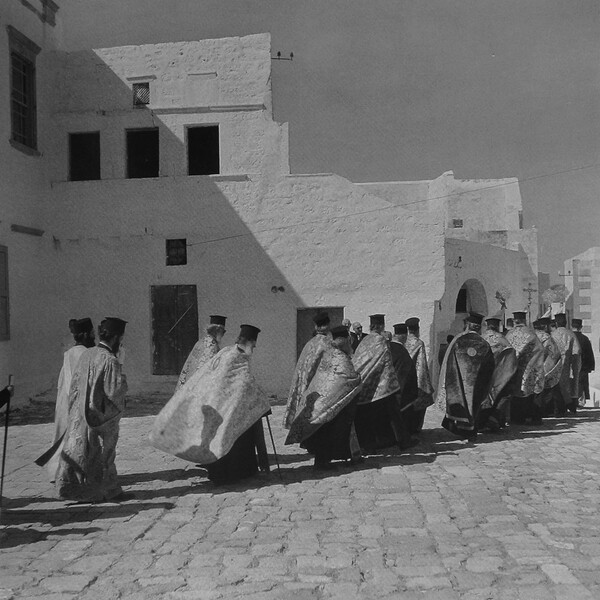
[{"x1": 455, "y1": 278, "x2": 488, "y2": 316}]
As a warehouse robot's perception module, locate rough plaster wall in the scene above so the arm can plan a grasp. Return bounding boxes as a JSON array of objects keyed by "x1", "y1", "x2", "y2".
[
  {"x1": 53, "y1": 34, "x2": 272, "y2": 113},
  {"x1": 0, "y1": 6, "x2": 61, "y2": 404},
  {"x1": 43, "y1": 172, "x2": 446, "y2": 397}
]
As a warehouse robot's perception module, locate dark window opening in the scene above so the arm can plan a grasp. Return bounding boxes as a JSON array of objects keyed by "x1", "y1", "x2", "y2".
[
  {"x1": 452, "y1": 218, "x2": 464, "y2": 229},
  {"x1": 518, "y1": 210, "x2": 524, "y2": 229},
  {"x1": 8, "y1": 28, "x2": 40, "y2": 151},
  {"x1": 127, "y1": 128, "x2": 159, "y2": 178},
  {"x1": 456, "y1": 288, "x2": 468, "y2": 313},
  {"x1": 166, "y1": 239, "x2": 187, "y2": 266},
  {"x1": 188, "y1": 126, "x2": 220, "y2": 175},
  {"x1": 69, "y1": 132, "x2": 100, "y2": 181},
  {"x1": 133, "y1": 82, "x2": 150, "y2": 107},
  {"x1": 0, "y1": 246, "x2": 9, "y2": 341}
]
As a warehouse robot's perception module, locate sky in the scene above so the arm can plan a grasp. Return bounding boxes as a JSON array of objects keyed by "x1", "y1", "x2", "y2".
[{"x1": 61, "y1": 0, "x2": 600, "y2": 281}]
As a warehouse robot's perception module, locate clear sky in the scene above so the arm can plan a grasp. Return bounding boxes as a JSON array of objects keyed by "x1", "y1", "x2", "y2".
[{"x1": 61, "y1": 0, "x2": 600, "y2": 280}]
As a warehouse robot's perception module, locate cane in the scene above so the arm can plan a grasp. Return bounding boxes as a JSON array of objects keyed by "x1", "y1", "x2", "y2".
[
  {"x1": 265, "y1": 414, "x2": 283, "y2": 481},
  {"x1": 0, "y1": 376, "x2": 13, "y2": 522}
]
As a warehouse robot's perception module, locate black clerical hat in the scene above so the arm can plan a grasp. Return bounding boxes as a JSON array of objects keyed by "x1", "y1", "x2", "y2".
[
  {"x1": 466, "y1": 313, "x2": 484, "y2": 325},
  {"x1": 102, "y1": 317, "x2": 128, "y2": 336},
  {"x1": 369, "y1": 314, "x2": 385, "y2": 326},
  {"x1": 209, "y1": 315, "x2": 227, "y2": 326},
  {"x1": 239, "y1": 324, "x2": 261, "y2": 341},
  {"x1": 73, "y1": 317, "x2": 93, "y2": 334},
  {"x1": 393, "y1": 323, "x2": 407, "y2": 334}
]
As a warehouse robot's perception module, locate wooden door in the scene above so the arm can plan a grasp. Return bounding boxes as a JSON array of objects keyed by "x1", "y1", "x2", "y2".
[
  {"x1": 151, "y1": 285, "x2": 198, "y2": 375},
  {"x1": 296, "y1": 306, "x2": 344, "y2": 360}
]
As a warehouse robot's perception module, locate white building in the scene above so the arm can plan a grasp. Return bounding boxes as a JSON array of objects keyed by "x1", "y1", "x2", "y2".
[
  {"x1": 564, "y1": 248, "x2": 599, "y2": 388},
  {"x1": 1, "y1": 3, "x2": 538, "y2": 403}
]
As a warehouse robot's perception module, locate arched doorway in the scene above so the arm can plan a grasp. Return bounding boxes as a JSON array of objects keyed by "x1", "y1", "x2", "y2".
[{"x1": 455, "y1": 279, "x2": 488, "y2": 317}]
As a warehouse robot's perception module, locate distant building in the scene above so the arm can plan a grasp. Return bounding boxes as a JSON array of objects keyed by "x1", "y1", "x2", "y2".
[
  {"x1": 564, "y1": 248, "x2": 599, "y2": 387},
  {"x1": 1, "y1": 4, "x2": 538, "y2": 402}
]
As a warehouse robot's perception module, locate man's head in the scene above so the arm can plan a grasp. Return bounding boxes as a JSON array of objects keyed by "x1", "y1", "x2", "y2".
[
  {"x1": 236, "y1": 324, "x2": 260, "y2": 354},
  {"x1": 342, "y1": 318, "x2": 351, "y2": 330},
  {"x1": 313, "y1": 312, "x2": 330, "y2": 335},
  {"x1": 512, "y1": 311, "x2": 527, "y2": 326},
  {"x1": 369, "y1": 314, "x2": 385, "y2": 334},
  {"x1": 99, "y1": 317, "x2": 127, "y2": 353},
  {"x1": 73, "y1": 318, "x2": 95, "y2": 348},
  {"x1": 446, "y1": 334, "x2": 454, "y2": 344},
  {"x1": 392, "y1": 323, "x2": 408, "y2": 343},
  {"x1": 536, "y1": 317, "x2": 552, "y2": 333},
  {"x1": 571, "y1": 318, "x2": 583, "y2": 332},
  {"x1": 405, "y1": 317, "x2": 420, "y2": 336},
  {"x1": 331, "y1": 325, "x2": 351, "y2": 355},
  {"x1": 464, "y1": 312, "x2": 484, "y2": 333},
  {"x1": 208, "y1": 315, "x2": 227, "y2": 343},
  {"x1": 485, "y1": 317, "x2": 501, "y2": 333},
  {"x1": 352, "y1": 322, "x2": 363, "y2": 336},
  {"x1": 506, "y1": 318, "x2": 514, "y2": 330},
  {"x1": 555, "y1": 313, "x2": 567, "y2": 328}
]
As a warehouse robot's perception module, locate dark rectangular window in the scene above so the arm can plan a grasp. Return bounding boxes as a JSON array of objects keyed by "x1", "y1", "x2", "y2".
[
  {"x1": 69, "y1": 132, "x2": 100, "y2": 181},
  {"x1": 133, "y1": 82, "x2": 150, "y2": 107},
  {"x1": 452, "y1": 218, "x2": 463, "y2": 229},
  {"x1": 127, "y1": 128, "x2": 159, "y2": 178},
  {"x1": 188, "y1": 126, "x2": 220, "y2": 175},
  {"x1": 0, "y1": 246, "x2": 9, "y2": 341},
  {"x1": 8, "y1": 27, "x2": 40, "y2": 151},
  {"x1": 166, "y1": 239, "x2": 187, "y2": 266},
  {"x1": 518, "y1": 210, "x2": 524, "y2": 229}
]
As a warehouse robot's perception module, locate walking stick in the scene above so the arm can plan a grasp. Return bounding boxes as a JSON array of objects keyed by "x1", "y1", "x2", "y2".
[
  {"x1": 265, "y1": 414, "x2": 283, "y2": 481},
  {"x1": 0, "y1": 376, "x2": 13, "y2": 522}
]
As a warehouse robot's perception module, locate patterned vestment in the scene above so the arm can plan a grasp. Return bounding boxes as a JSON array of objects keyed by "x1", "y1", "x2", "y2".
[
  {"x1": 151, "y1": 345, "x2": 271, "y2": 465},
  {"x1": 352, "y1": 334, "x2": 401, "y2": 405},
  {"x1": 480, "y1": 330, "x2": 517, "y2": 412},
  {"x1": 552, "y1": 327, "x2": 582, "y2": 401},
  {"x1": 505, "y1": 325, "x2": 545, "y2": 397},
  {"x1": 535, "y1": 330, "x2": 563, "y2": 389},
  {"x1": 175, "y1": 334, "x2": 220, "y2": 392},
  {"x1": 404, "y1": 334, "x2": 434, "y2": 409},
  {"x1": 284, "y1": 333, "x2": 331, "y2": 429},
  {"x1": 285, "y1": 346, "x2": 362, "y2": 447},
  {"x1": 55, "y1": 345, "x2": 127, "y2": 502}
]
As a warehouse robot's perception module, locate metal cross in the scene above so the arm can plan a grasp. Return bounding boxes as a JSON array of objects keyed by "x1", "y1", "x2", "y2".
[{"x1": 523, "y1": 282, "x2": 538, "y2": 308}]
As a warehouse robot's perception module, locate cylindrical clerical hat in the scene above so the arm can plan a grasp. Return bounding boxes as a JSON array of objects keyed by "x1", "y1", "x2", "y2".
[
  {"x1": 538, "y1": 317, "x2": 552, "y2": 326},
  {"x1": 73, "y1": 317, "x2": 93, "y2": 334},
  {"x1": 393, "y1": 323, "x2": 407, "y2": 334},
  {"x1": 512, "y1": 311, "x2": 527, "y2": 320},
  {"x1": 465, "y1": 313, "x2": 484, "y2": 325},
  {"x1": 405, "y1": 317, "x2": 420, "y2": 329},
  {"x1": 571, "y1": 318, "x2": 583, "y2": 327},
  {"x1": 239, "y1": 324, "x2": 261, "y2": 341},
  {"x1": 209, "y1": 315, "x2": 227, "y2": 326},
  {"x1": 485, "y1": 317, "x2": 501, "y2": 325},
  {"x1": 369, "y1": 314, "x2": 385, "y2": 327},
  {"x1": 330, "y1": 325, "x2": 350, "y2": 338},
  {"x1": 102, "y1": 317, "x2": 128, "y2": 336},
  {"x1": 313, "y1": 312, "x2": 330, "y2": 327}
]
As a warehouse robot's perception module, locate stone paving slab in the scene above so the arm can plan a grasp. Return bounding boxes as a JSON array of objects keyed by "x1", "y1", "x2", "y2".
[{"x1": 2, "y1": 396, "x2": 600, "y2": 599}]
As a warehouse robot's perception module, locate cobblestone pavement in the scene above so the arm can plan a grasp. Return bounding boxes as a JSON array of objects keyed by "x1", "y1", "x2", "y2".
[{"x1": 2, "y1": 394, "x2": 600, "y2": 599}]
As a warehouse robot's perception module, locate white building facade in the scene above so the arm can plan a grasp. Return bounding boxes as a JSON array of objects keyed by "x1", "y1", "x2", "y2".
[{"x1": 1, "y1": 3, "x2": 538, "y2": 402}]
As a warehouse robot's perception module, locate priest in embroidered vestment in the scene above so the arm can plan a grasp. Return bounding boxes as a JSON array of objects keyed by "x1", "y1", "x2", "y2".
[
  {"x1": 404, "y1": 317, "x2": 435, "y2": 433},
  {"x1": 479, "y1": 315, "x2": 517, "y2": 430},
  {"x1": 175, "y1": 315, "x2": 227, "y2": 392},
  {"x1": 151, "y1": 324, "x2": 270, "y2": 484},
  {"x1": 533, "y1": 317, "x2": 563, "y2": 415},
  {"x1": 284, "y1": 312, "x2": 332, "y2": 430},
  {"x1": 37, "y1": 318, "x2": 96, "y2": 481},
  {"x1": 352, "y1": 314, "x2": 403, "y2": 451},
  {"x1": 551, "y1": 312, "x2": 582, "y2": 415},
  {"x1": 285, "y1": 325, "x2": 362, "y2": 470},
  {"x1": 505, "y1": 311, "x2": 546, "y2": 424},
  {"x1": 55, "y1": 317, "x2": 129, "y2": 502},
  {"x1": 437, "y1": 313, "x2": 495, "y2": 440}
]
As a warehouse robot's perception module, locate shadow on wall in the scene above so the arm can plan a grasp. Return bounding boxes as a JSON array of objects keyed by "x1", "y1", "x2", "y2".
[{"x1": 44, "y1": 47, "x2": 307, "y2": 395}]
